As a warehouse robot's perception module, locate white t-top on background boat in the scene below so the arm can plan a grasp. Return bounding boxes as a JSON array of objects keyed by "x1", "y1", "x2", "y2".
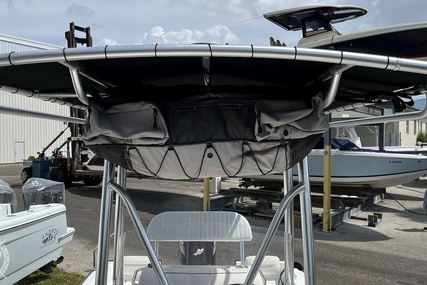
[{"x1": 264, "y1": 5, "x2": 427, "y2": 61}]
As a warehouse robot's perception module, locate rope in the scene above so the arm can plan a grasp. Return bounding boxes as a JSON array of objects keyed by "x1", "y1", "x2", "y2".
[{"x1": 385, "y1": 192, "x2": 427, "y2": 216}]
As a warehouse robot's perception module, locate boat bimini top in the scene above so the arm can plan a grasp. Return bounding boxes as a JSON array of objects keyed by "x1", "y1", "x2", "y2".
[
  {"x1": 2, "y1": 24, "x2": 427, "y2": 285},
  {"x1": 1, "y1": 44, "x2": 427, "y2": 179}
]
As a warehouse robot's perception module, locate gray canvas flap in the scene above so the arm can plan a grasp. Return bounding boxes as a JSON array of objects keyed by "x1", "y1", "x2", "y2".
[{"x1": 84, "y1": 101, "x2": 169, "y2": 145}]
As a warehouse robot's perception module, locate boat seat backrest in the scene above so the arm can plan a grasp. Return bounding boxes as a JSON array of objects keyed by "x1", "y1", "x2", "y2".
[
  {"x1": 147, "y1": 211, "x2": 252, "y2": 242},
  {"x1": 138, "y1": 265, "x2": 264, "y2": 285}
]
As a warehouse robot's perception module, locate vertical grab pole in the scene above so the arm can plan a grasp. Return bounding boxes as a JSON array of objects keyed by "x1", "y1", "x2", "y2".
[
  {"x1": 109, "y1": 182, "x2": 169, "y2": 285},
  {"x1": 203, "y1": 178, "x2": 210, "y2": 211},
  {"x1": 113, "y1": 166, "x2": 127, "y2": 284},
  {"x1": 243, "y1": 183, "x2": 305, "y2": 285},
  {"x1": 298, "y1": 157, "x2": 316, "y2": 285},
  {"x1": 283, "y1": 169, "x2": 295, "y2": 285},
  {"x1": 95, "y1": 160, "x2": 115, "y2": 285}
]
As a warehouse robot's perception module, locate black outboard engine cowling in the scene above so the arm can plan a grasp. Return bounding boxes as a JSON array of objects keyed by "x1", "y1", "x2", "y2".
[{"x1": 179, "y1": 241, "x2": 216, "y2": 265}]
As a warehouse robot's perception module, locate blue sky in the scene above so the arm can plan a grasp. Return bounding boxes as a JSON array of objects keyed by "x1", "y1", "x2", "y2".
[{"x1": 0, "y1": 0, "x2": 426, "y2": 47}]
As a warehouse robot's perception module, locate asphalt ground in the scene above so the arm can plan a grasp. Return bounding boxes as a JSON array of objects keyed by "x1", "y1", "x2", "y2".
[{"x1": 1, "y1": 163, "x2": 427, "y2": 285}]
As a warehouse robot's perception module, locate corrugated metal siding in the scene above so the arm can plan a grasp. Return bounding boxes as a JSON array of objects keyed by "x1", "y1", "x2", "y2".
[{"x1": 0, "y1": 39, "x2": 71, "y2": 164}]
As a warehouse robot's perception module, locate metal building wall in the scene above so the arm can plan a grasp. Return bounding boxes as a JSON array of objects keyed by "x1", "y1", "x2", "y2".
[{"x1": 0, "y1": 36, "x2": 71, "y2": 164}]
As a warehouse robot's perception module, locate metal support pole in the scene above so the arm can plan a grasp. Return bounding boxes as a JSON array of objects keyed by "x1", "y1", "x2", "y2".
[
  {"x1": 298, "y1": 158, "x2": 316, "y2": 285},
  {"x1": 112, "y1": 166, "x2": 127, "y2": 285},
  {"x1": 203, "y1": 178, "x2": 210, "y2": 211},
  {"x1": 323, "y1": 123, "x2": 332, "y2": 233},
  {"x1": 379, "y1": 123, "x2": 385, "y2": 151},
  {"x1": 240, "y1": 242, "x2": 246, "y2": 267},
  {"x1": 0, "y1": 105, "x2": 85, "y2": 124},
  {"x1": 244, "y1": 183, "x2": 306, "y2": 285},
  {"x1": 283, "y1": 169, "x2": 295, "y2": 285},
  {"x1": 322, "y1": 67, "x2": 348, "y2": 109},
  {"x1": 69, "y1": 68, "x2": 89, "y2": 105},
  {"x1": 109, "y1": 181, "x2": 169, "y2": 285},
  {"x1": 95, "y1": 160, "x2": 115, "y2": 285}
]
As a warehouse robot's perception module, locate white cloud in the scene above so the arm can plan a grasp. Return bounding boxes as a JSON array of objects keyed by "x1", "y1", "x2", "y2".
[
  {"x1": 65, "y1": 3, "x2": 95, "y2": 18},
  {"x1": 5, "y1": 0, "x2": 35, "y2": 12},
  {"x1": 96, "y1": 38, "x2": 119, "y2": 46},
  {"x1": 0, "y1": 0, "x2": 426, "y2": 47},
  {"x1": 142, "y1": 25, "x2": 238, "y2": 44}
]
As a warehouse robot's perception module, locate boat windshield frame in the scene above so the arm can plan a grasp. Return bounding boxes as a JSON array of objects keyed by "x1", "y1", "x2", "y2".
[
  {"x1": 302, "y1": 15, "x2": 335, "y2": 38},
  {"x1": 264, "y1": 5, "x2": 367, "y2": 35}
]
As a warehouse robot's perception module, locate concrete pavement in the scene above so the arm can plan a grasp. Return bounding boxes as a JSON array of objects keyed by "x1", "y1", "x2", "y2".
[{"x1": 1, "y1": 163, "x2": 426, "y2": 284}]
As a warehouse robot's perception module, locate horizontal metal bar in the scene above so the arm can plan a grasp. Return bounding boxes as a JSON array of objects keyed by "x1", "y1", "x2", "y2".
[
  {"x1": 0, "y1": 84, "x2": 86, "y2": 110},
  {"x1": 330, "y1": 94, "x2": 427, "y2": 126},
  {"x1": 0, "y1": 105, "x2": 85, "y2": 124},
  {"x1": 1, "y1": 44, "x2": 427, "y2": 76}
]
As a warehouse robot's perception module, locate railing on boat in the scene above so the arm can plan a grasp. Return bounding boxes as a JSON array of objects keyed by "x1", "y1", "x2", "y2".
[{"x1": 93, "y1": 157, "x2": 315, "y2": 285}]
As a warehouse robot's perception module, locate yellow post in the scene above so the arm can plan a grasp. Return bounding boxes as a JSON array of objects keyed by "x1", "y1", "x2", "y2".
[
  {"x1": 203, "y1": 178, "x2": 210, "y2": 211},
  {"x1": 322, "y1": 143, "x2": 332, "y2": 232},
  {"x1": 322, "y1": 122, "x2": 332, "y2": 232}
]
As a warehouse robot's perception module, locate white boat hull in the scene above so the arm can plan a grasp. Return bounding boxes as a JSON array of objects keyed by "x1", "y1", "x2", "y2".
[
  {"x1": 0, "y1": 203, "x2": 75, "y2": 284},
  {"x1": 250, "y1": 149, "x2": 427, "y2": 188}
]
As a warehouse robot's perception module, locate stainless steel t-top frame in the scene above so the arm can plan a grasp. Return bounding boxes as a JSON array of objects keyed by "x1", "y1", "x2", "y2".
[
  {"x1": 58, "y1": 44, "x2": 427, "y2": 285},
  {"x1": 3, "y1": 44, "x2": 427, "y2": 125},
  {"x1": 94, "y1": 157, "x2": 315, "y2": 285}
]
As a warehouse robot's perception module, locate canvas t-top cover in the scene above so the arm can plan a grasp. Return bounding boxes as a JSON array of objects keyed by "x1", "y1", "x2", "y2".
[{"x1": 83, "y1": 93, "x2": 328, "y2": 180}]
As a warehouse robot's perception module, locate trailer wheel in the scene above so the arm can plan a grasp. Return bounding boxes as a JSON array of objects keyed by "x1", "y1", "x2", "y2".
[
  {"x1": 21, "y1": 167, "x2": 32, "y2": 184},
  {"x1": 50, "y1": 168, "x2": 72, "y2": 187},
  {"x1": 83, "y1": 175, "x2": 103, "y2": 186}
]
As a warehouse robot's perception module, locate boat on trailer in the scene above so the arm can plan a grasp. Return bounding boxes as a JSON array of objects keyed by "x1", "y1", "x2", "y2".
[
  {"x1": 1, "y1": 15, "x2": 427, "y2": 285},
  {"x1": 0, "y1": 179, "x2": 75, "y2": 284},
  {"x1": 0, "y1": 204, "x2": 75, "y2": 284},
  {"x1": 248, "y1": 138, "x2": 427, "y2": 189}
]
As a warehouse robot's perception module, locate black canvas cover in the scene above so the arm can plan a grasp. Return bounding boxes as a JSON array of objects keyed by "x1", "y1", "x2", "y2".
[{"x1": 83, "y1": 94, "x2": 328, "y2": 179}]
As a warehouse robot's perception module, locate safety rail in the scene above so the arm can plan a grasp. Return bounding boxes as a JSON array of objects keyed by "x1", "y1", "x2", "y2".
[{"x1": 96, "y1": 156, "x2": 314, "y2": 285}]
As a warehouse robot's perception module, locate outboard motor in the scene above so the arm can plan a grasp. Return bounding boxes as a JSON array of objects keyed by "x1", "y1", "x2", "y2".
[
  {"x1": 179, "y1": 241, "x2": 216, "y2": 265},
  {"x1": 0, "y1": 179, "x2": 17, "y2": 213},
  {"x1": 22, "y1": 178, "x2": 65, "y2": 210}
]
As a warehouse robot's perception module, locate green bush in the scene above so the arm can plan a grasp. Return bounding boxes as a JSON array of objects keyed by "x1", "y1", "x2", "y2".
[{"x1": 416, "y1": 131, "x2": 427, "y2": 145}]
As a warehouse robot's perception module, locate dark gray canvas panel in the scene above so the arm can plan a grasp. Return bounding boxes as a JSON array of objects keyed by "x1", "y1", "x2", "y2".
[
  {"x1": 83, "y1": 94, "x2": 328, "y2": 179},
  {"x1": 84, "y1": 101, "x2": 169, "y2": 145}
]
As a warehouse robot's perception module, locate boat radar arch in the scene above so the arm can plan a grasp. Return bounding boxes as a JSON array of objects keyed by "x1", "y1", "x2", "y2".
[{"x1": 264, "y1": 5, "x2": 367, "y2": 45}]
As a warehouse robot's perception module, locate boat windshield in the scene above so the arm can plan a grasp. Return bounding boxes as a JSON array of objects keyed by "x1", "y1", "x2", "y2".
[
  {"x1": 303, "y1": 16, "x2": 334, "y2": 37},
  {"x1": 331, "y1": 138, "x2": 360, "y2": 150},
  {"x1": 314, "y1": 137, "x2": 360, "y2": 150}
]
